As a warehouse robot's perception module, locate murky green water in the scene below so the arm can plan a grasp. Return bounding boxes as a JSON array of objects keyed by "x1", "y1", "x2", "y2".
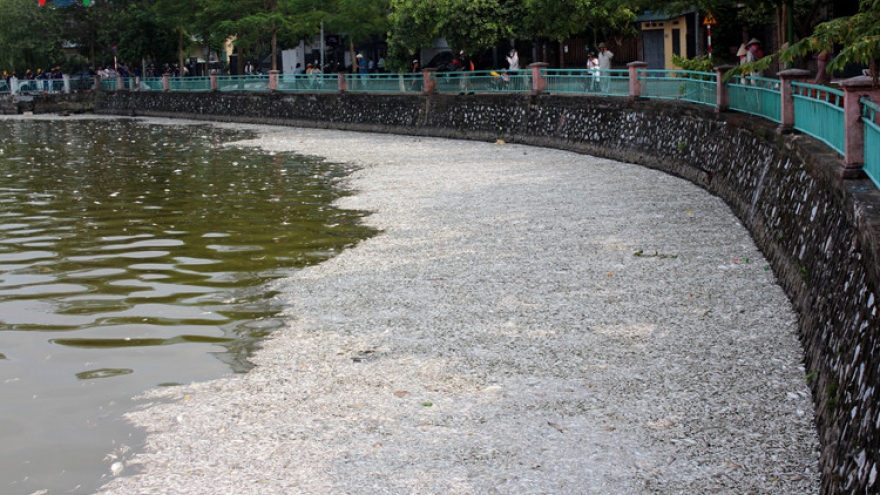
[{"x1": 0, "y1": 118, "x2": 376, "y2": 495}]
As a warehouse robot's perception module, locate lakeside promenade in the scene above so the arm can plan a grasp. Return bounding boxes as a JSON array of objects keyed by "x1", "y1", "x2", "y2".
[{"x1": 98, "y1": 120, "x2": 818, "y2": 494}]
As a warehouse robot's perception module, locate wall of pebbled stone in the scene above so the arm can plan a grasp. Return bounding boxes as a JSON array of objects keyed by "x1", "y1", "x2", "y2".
[{"x1": 96, "y1": 90, "x2": 880, "y2": 494}]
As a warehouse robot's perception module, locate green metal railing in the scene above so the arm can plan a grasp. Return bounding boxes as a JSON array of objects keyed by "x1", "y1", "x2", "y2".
[
  {"x1": 863, "y1": 98, "x2": 880, "y2": 189},
  {"x1": 84, "y1": 69, "x2": 875, "y2": 191},
  {"x1": 216, "y1": 75, "x2": 270, "y2": 92},
  {"x1": 277, "y1": 73, "x2": 337, "y2": 92},
  {"x1": 168, "y1": 76, "x2": 212, "y2": 92},
  {"x1": 728, "y1": 76, "x2": 781, "y2": 123},
  {"x1": 432, "y1": 70, "x2": 532, "y2": 94},
  {"x1": 638, "y1": 69, "x2": 716, "y2": 106},
  {"x1": 792, "y1": 81, "x2": 845, "y2": 155},
  {"x1": 343, "y1": 73, "x2": 424, "y2": 93},
  {"x1": 138, "y1": 77, "x2": 164, "y2": 91},
  {"x1": 543, "y1": 68, "x2": 628, "y2": 96}
]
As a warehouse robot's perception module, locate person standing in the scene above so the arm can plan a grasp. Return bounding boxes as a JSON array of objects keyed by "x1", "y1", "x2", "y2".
[
  {"x1": 597, "y1": 43, "x2": 613, "y2": 92},
  {"x1": 813, "y1": 50, "x2": 831, "y2": 84},
  {"x1": 506, "y1": 48, "x2": 519, "y2": 71},
  {"x1": 586, "y1": 52, "x2": 600, "y2": 92},
  {"x1": 745, "y1": 38, "x2": 763, "y2": 77}
]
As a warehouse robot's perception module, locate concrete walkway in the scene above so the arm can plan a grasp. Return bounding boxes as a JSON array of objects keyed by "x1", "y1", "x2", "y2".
[{"x1": 98, "y1": 122, "x2": 819, "y2": 495}]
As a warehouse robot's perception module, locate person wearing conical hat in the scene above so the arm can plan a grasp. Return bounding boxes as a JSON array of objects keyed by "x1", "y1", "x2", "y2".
[
  {"x1": 736, "y1": 44, "x2": 748, "y2": 65},
  {"x1": 745, "y1": 38, "x2": 763, "y2": 76}
]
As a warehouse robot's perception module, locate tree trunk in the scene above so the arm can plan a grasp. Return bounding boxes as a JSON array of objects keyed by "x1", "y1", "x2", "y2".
[
  {"x1": 272, "y1": 24, "x2": 278, "y2": 72},
  {"x1": 237, "y1": 45, "x2": 244, "y2": 75},
  {"x1": 178, "y1": 26, "x2": 185, "y2": 76},
  {"x1": 350, "y1": 39, "x2": 357, "y2": 73}
]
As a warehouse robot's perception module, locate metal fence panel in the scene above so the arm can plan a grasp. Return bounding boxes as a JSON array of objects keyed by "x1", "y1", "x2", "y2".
[
  {"x1": 543, "y1": 69, "x2": 628, "y2": 96},
  {"x1": 863, "y1": 98, "x2": 880, "y2": 188},
  {"x1": 728, "y1": 76, "x2": 781, "y2": 123},
  {"x1": 276, "y1": 74, "x2": 337, "y2": 92},
  {"x1": 792, "y1": 81, "x2": 845, "y2": 155},
  {"x1": 343, "y1": 73, "x2": 423, "y2": 93},
  {"x1": 638, "y1": 70, "x2": 716, "y2": 106}
]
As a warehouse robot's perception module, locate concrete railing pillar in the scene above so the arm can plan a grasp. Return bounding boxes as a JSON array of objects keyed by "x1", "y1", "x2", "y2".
[
  {"x1": 93, "y1": 74, "x2": 101, "y2": 92},
  {"x1": 715, "y1": 65, "x2": 735, "y2": 112},
  {"x1": 62, "y1": 75, "x2": 70, "y2": 94},
  {"x1": 338, "y1": 72, "x2": 347, "y2": 93},
  {"x1": 777, "y1": 69, "x2": 811, "y2": 133},
  {"x1": 209, "y1": 74, "x2": 218, "y2": 92},
  {"x1": 529, "y1": 63, "x2": 548, "y2": 95},
  {"x1": 840, "y1": 76, "x2": 880, "y2": 178},
  {"x1": 116, "y1": 75, "x2": 124, "y2": 91},
  {"x1": 422, "y1": 68, "x2": 437, "y2": 95},
  {"x1": 628, "y1": 61, "x2": 647, "y2": 100},
  {"x1": 162, "y1": 74, "x2": 170, "y2": 92},
  {"x1": 269, "y1": 70, "x2": 280, "y2": 92}
]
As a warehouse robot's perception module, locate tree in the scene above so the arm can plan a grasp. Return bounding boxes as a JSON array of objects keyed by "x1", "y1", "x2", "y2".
[
  {"x1": 153, "y1": 0, "x2": 198, "y2": 73},
  {"x1": 324, "y1": 0, "x2": 391, "y2": 72},
  {"x1": 0, "y1": 0, "x2": 64, "y2": 73},
  {"x1": 386, "y1": 0, "x2": 517, "y2": 68},
  {"x1": 781, "y1": 0, "x2": 880, "y2": 85}
]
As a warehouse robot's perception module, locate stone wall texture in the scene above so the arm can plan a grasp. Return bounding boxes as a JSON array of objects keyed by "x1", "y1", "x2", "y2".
[{"x1": 95, "y1": 90, "x2": 880, "y2": 494}]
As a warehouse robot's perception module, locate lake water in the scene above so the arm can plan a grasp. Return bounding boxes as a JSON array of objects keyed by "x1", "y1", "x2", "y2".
[{"x1": 0, "y1": 118, "x2": 376, "y2": 495}]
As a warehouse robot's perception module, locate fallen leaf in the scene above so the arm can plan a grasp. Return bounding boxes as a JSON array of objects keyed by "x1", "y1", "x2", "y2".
[{"x1": 393, "y1": 391, "x2": 409, "y2": 398}]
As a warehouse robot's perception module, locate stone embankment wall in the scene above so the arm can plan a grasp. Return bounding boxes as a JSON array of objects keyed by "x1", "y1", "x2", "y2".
[
  {"x1": 95, "y1": 91, "x2": 880, "y2": 494},
  {"x1": 3, "y1": 93, "x2": 94, "y2": 115}
]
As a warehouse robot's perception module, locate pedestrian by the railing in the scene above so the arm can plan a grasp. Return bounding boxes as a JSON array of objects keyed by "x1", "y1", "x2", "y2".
[
  {"x1": 506, "y1": 48, "x2": 519, "y2": 71},
  {"x1": 813, "y1": 50, "x2": 830, "y2": 85},
  {"x1": 745, "y1": 38, "x2": 763, "y2": 77},
  {"x1": 378, "y1": 56, "x2": 386, "y2": 73},
  {"x1": 410, "y1": 59, "x2": 421, "y2": 92},
  {"x1": 598, "y1": 43, "x2": 613, "y2": 93},
  {"x1": 458, "y1": 50, "x2": 474, "y2": 94},
  {"x1": 586, "y1": 52, "x2": 600, "y2": 92}
]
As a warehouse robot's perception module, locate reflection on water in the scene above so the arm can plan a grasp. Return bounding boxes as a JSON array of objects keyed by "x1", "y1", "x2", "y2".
[{"x1": 0, "y1": 118, "x2": 376, "y2": 495}]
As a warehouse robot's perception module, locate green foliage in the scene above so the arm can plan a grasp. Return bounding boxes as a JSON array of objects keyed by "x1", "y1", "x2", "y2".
[
  {"x1": 0, "y1": 0, "x2": 65, "y2": 73},
  {"x1": 780, "y1": 0, "x2": 880, "y2": 85},
  {"x1": 722, "y1": 55, "x2": 775, "y2": 81},
  {"x1": 672, "y1": 54, "x2": 721, "y2": 72}
]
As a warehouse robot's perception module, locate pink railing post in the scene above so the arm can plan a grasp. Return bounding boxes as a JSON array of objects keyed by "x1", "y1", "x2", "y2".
[
  {"x1": 269, "y1": 70, "x2": 279, "y2": 92},
  {"x1": 715, "y1": 65, "x2": 735, "y2": 112},
  {"x1": 529, "y1": 63, "x2": 548, "y2": 95},
  {"x1": 628, "y1": 61, "x2": 647, "y2": 101},
  {"x1": 209, "y1": 73, "x2": 218, "y2": 92},
  {"x1": 840, "y1": 76, "x2": 880, "y2": 178},
  {"x1": 162, "y1": 74, "x2": 170, "y2": 92},
  {"x1": 338, "y1": 72, "x2": 347, "y2": 93},
  {"x1": 116, "y1": 75, "x2": 124, "y2": 91},
  {"x1": 776, "y1": 69, "x2": 811, "y2": 133},
  {"x1": 422, "y1": 68, "x2": 437, "y2": 95},
  {"x1": 93, "y1": 74, "x2": 101, "y2": 92}
]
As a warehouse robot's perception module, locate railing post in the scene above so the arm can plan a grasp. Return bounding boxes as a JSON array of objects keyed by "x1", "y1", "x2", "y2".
[
  {"x1": 94, "y1": 74, "x2": 102, "y2": 92},
  {"x1": 628, "y1": 61, "x2": 647, "y2": 100},
  {"x1": 209, "y1": 74, "x2": 218, "y2": 92},
  {"x1": 338, "y1": 72, "x2": 347, "y2": 93},
  {"x1": 840, "y1": 76, "x2": 880, "y2": 178},
  {"x1": 422, "y1": 68, "x2": 437, "y2": 95},
  {"x1": 715, "y1": 65, "x2": 734, "y2": 112},
  {"x1": 162, "y1": 74, "x2": 170, "y2": 92},
  {"x1": 529, "y1": 63, "x2": 548, "y2": 95},
  {"x1": 10, "y1": 76, "x2": 18, "y2": 96},
  {"x1": 116, "y1": 75, "x2": 124, "y2": 91},
  {"x1": 269, "y1": 70, "x2": 279, "y2": 92},
  {"x1": 776, "y1": 69, "x2": 811, "y2": 134},
  {"x1": 62, "y1": 75, "x2": 70, "y2": 94}
]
